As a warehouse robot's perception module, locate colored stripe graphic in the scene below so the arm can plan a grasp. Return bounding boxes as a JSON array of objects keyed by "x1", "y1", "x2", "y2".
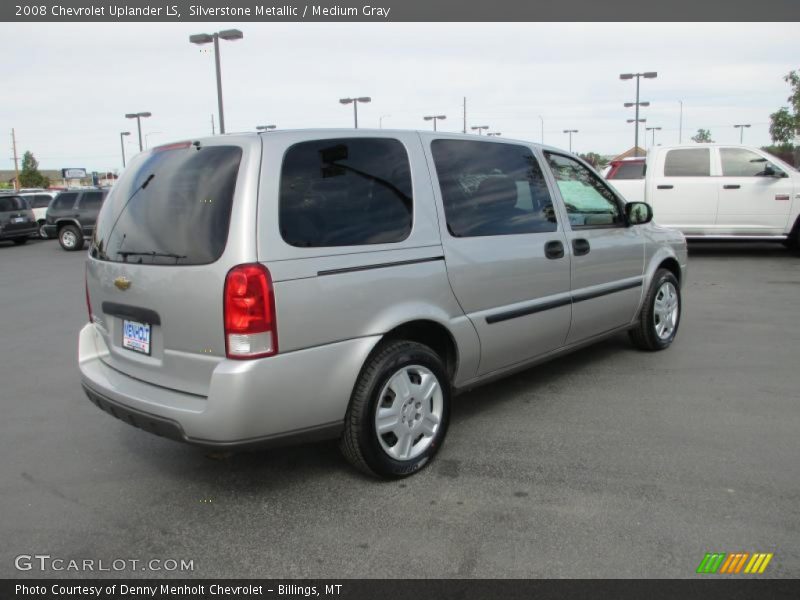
[
  {"x1": 719, "y1": 553, "x2": 749, "y2": 574},
  {"x1": 698, "y1": 552, "x2": 773, "y2": 574},
  {"x1": 744, "y1": 553, "x2": 774, "y2": 574},
  {"x1": 697, "y1": 553, "x2": 726, "y2": 573}
]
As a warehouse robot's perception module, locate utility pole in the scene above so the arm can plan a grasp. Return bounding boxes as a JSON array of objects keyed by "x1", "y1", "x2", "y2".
[
  {"x1": 11, "y1": 128, "x2": 20, "y2": 192},
  {"x1": 462, "y1": 97, "x2": 467, "y2": 134}
]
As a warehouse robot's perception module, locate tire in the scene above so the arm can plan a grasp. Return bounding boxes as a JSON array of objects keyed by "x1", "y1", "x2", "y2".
[
  {"x1": 12, "y1": 237, "x2": 28, "y2": 245},
  {"x1": 38, "y1": 221, "x2": 49, "y2": 240},
  {"x1": 341, "y1": 340, "x2": 450, "y2": 479},
  {"x1": 629, "y1": 268, "x2": 681, "y2": 351},
  {"x1": 59, "y1": 224, "x2": 84, "y2": 251}
]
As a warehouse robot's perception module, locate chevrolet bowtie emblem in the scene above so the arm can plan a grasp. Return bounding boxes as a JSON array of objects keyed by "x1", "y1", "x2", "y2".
[{"x1": 114, "y1": 276, "x2": 132, "y2": 291}]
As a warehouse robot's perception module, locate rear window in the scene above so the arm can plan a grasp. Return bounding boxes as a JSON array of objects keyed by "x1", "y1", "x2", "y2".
[
  {"x1": 90, "y1": 144, "x2": 242, "y2": 265},
  {"x1": 279, "y1": 138, "x2": 413, "y2": 247},
  {"x1": 608, "y1": 161, "x2": 645, "y2": 179},
  {"x1": 0, "y1": 196, "x2": 25, "y2": 212},
  {"x1": 32, "y1": 194, "x2": 53, "y2": 208},
  {"x1": 664, "y1": 148, "x2": 710, "y2": 177}
]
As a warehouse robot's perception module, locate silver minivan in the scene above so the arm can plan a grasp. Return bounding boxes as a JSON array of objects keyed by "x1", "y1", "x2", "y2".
[{"x1": 80, "y1": 130, "x2": 687, "y2": 478}]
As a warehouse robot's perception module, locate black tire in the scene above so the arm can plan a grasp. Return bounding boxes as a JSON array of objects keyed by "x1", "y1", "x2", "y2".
[
  {"x1": 341, "y1": 340, "x2": 450, "y2": 479},
  {"x1": 38, "y1": 221, "x2": 49, "y2": 240},
  {"x1": 59, "y1": 224, "x2": 84, "y2": 251},
  {"x1": 12, "y1": 237, "x2": 28, "y2": 245},
  {"x1": 629, "y1": 268, "x2": 681, "y2": 351}
]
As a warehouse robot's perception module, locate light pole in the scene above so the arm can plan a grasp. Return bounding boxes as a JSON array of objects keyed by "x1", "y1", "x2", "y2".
[
  {"x1": 125, "y1": 112, "x2": 151, "y2": 152},
  {"x1": 678, "y1": 100, "x2": 683, "y2": 143},
  {"x1": 563, "y1": 129, "x2": 578, "y2": 152},
  {"x1": 487, "y1": 132, "x2": 502, "y2": 137},
  {"x1": 471, "y1": 125, "x2": 489, "y2": 135},
  {"x1": 734, "y1": 123, "x2": 751, "y2": 143},
  {"x1": 119, "y1": 131, "x2": 130, "y2": 168},
  {"x1": 339, "y1": 97, "x2": 371, "y2": 128},
  {"x1": 423, "y1": 115, "x2": 447, "y2": 131},
  {"x1": 646, "y1": 126, "x2": 662, "y2": 147},
  {"x1": 144, "y1": 131, "x2": 162, "y2": 149},
  {"x1": 379, "y1": 115, "x2": 391, "y2": 129},
  {"x1": 189, "y1": 29, "x2": 244, "y2": 135},
  {"x1": 539, "y1": 115, "x2": 544, "y2": 143},
  {"x1": 257, "y1": 125, "x2": 276, "y2": 132},
  {"x1": 621, "y1": 71, "x2": 657, "y2": 156}
]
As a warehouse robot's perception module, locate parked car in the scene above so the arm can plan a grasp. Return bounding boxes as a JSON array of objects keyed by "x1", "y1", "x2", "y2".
[
  {"x1": 44, "y1": 188, "x2": 108, "y2": 251},
  {"x1": 0, "y1": 194, "x2": 38, "y2": 245},
  {"x1": 609, "y1": 144, "x2": 800, "y2": 250},
  {"x1": 18, "y1": 191, "x2": 58, "y2": 238},
  {"x1": 606, "y1": 156, "x2": 646, "y2": 183},
  {"x1": 80, "y1": 131, "x2": 687, "y2": 478}
]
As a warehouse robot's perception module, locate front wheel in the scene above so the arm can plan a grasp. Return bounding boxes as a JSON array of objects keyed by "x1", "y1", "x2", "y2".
[
  {"x1": 341, "y1": 340, "x2": 450, "y2": 479},
  {"x1": 59, "y1": 225, "x2": 84, "y2": 251},
  {"x1": 629, "y1": 269, "x2": 681, "y2": 351}
]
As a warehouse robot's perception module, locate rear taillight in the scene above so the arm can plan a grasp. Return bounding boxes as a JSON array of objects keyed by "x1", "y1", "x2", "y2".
[
  {"x1": 85, "y1": 267, "x2": 93, "y2": 323},
  {"x1": 224, "y1": 263, "x2": 278, "y2": 359}
]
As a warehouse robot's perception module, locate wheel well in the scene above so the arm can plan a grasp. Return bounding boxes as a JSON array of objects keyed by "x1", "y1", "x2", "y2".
[
  {"x1": 658, "y1": 257, "x2": 681, "y2": 284},
  {"x1": 382, "y1": 320, "x2": 458, "y2": 381}
]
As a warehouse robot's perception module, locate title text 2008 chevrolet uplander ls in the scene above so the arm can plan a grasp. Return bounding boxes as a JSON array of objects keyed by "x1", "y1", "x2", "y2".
[{"x1": 80, "y1": 130, "x2": 687, "y2": 478}]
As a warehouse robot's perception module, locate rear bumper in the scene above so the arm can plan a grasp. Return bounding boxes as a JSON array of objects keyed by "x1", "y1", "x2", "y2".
[
  {"x1": 0, "y1": 224, "x2": 38, "y2": 239},
  {"x1": 78, "y1": 323, "x2": 380, "y2": 448}
]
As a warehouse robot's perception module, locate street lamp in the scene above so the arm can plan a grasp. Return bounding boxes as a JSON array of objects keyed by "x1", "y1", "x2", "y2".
[
  {"x1": 144, "y1": 131, "x2": 162, "y2": 149},
  {"x1": 563, "y1": 129, "x2": 578, "y2": 152},
  {"x1": 646, "y1": 126, "x2": 662, "y2": 146},
  {"x1": 487, "y1": 132, "x2": 502, "y2": 137},
  {"x1": 678, "y1": 100, "x2": 684, "y2": 143},
  {"x1": 539, "y1": 116, "x2": 544, "y2": 143},
  {"x1": 257, "y1": 125, "x2": 277, "y2": 131},
  {"x1": 734, "y1": 123, "x2": 751, "y2": 143},
  {"x1": 471, "y1": 125, "x2": 489, "y2": 135},
  {"x1": 379, "y1": 115, "x2": 391, "y2": 129},
  {"x1": 119, "y1": 132, "x2": 130, "y2": 168},
  {"x1": 125, "y1": 112, "x2": 151, "y2": 151},
  {"x1": 423, "y1": 115, "x2": 447, "y2": 131},
  {"x1": 620, "y1": 71, "x2": 657, "y2": 156},
  {"x1": 339, "y1": 97, "x2": 371, "y2": 128},
  {"x1": 190, "y1": 29, "x2": 243, "y2": 135}
]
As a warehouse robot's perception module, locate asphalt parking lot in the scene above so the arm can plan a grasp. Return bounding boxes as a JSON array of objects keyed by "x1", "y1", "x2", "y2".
[{"x1": 1, "y1": 238, "x2": 798, "y2": 579}]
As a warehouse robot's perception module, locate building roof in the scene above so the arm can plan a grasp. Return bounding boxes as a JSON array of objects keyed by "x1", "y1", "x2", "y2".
[{"x1": 608, "y1": 147, "x2": 647, "y2": 162}]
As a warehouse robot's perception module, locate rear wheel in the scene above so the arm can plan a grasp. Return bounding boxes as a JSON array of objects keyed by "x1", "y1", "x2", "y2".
[
  {"x1": 12, "y1": 237, "x2": 28, "y2": 245},
  {"x1": 59, "y1": 225, "x2": 84, "y2": 251},
  {"x1": 341, "y1": 340, "x2": 450, "y2": 479},
  {"x1": 629, "y1": 269, "x2": 681, "y2": 351},
  {"x1": 38, "y1": 221, "x2": 49, "y2": 240}
]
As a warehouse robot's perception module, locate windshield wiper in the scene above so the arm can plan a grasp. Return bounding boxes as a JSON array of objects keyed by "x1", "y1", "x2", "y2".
[{"x1": 117, "y1": 250, "x2": 187, "y2": 264}]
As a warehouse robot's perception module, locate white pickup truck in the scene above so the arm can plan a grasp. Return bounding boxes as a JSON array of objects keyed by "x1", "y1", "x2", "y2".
[{"x1": 609, "y1": 144, "x2": 800, "y2": 250}]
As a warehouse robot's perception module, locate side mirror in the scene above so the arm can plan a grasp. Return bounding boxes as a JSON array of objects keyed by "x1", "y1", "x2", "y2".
[
  {"x1": 763, "y1": 163, "x2": 787, "y2": 178},
  {"x1": 626, "y1": 201, "x2": 653, "y2": 225}
]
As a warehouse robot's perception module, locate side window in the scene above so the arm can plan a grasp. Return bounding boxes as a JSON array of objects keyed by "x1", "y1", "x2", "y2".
[
  {"x1": 720, "y1": 148, "x2": 776, "y2": 177},
  {"x1": 279, "y1": 138, "x2": 412, "y2": 247},
  {"x1": 664, "y1": 148, "x2": 710, "y2": 177},
  {"x1": 79, "y1": 192, "x2": 105, "y2": 210},
  {"x1": 430, "y1": 139, "x2": 557, "y2": 237},
  {"x1": 544, "y1": 152, "x2": 624, "y2": 228},
  {"x1": 52, "y1": 193, "x2": 78, "y2": 210},
  {"x1": 609, "y1": 162, "x2": 646, "y2": 180},
  {"x1": 33, "y1": 195, "x2": 52, "y2": 208}
]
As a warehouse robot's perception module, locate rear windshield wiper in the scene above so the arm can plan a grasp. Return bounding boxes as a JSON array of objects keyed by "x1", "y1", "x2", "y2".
[{"x1": 117, "y1": 250, "x2": 187, "y2": 264}]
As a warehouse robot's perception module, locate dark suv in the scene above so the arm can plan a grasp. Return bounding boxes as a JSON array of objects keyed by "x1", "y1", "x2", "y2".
[
  {"x1": 0, "y1": 194, "x2": 38, "y2": 245},
  {"x1": 44, "y1": 189, "x2": 108, "y2": 251}
]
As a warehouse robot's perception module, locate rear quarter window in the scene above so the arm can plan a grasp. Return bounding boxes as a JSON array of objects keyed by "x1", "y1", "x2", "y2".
[
  {"x1": 279, "y1": 138, "x2": 413, "y2": 247},
  {"x1": 51, "y1": 193, "x2": 78, "y2": 210}
]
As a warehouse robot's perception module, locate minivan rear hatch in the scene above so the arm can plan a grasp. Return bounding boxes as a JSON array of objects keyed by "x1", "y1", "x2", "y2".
[{"x1": 85, "y1": 138, "x2": 258, "y2": 397}]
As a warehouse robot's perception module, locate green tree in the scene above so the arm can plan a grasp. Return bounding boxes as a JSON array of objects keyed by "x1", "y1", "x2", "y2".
[
  {"x1": 18, "y1": 151, "x2": 49, "y2": 188},
  {"x1": 691, "y1": 129, "x2": 714, "y2": 143},
  {"x1": 769, "y1": 70, "x2": 800, "y2": 144},
  {"x1": 579, "y1": 152, "x2": 608, "y2": 169}
]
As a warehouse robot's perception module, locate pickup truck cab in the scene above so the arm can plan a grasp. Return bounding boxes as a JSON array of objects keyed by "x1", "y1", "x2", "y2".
[{"x1": 610, "y1": 144, "x2": 800, "y2": 249}]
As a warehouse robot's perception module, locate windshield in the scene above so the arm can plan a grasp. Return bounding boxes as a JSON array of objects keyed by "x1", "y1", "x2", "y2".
[{"x1": 90, "y1": 144, "x2": 242, "y2": 265}]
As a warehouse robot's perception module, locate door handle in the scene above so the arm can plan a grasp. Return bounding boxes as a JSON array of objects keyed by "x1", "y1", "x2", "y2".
[
  {"x1": 544, "y1": 240, "x2": 565, "y2": 260},
  {"x1": 572, "y1": 238, "x2": 591, "y2": 256},
  {"x1": 723, "y1": 184, "x2": 741, "y2": 190},
  {"x1": 657, "y1": 185, "x2": 674, "y2": 190}
]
